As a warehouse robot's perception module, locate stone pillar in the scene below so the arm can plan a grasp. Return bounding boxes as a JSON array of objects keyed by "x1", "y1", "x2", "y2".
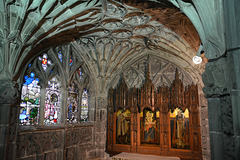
[
  {"x1": 231, "y1": 89, "x2": 240, "y2": 160},
  {"x1": 228, "y1": 51, "x2": 240, "y2": 160},
  {"x1": 207, "y1": 98, "x2": 224, "y2": 160},
  {"x1": 198, "y1": 87, "x2": 211, "y2": 160},
  {"x1": 203, "y1": 58, "x2": 235, "y2": 160},
  {"x1": 0, "y1": 80, "x2": 19, "y2": 160},
  {"x1": 39, "y1": 88, "x2": 46, "y2": 125},
  {"x1": 95, "y1": 96, "x2": 109, "y2": 159},
  {"x1": 223, "y1": 0, "x2": 240, "y2": 159}
]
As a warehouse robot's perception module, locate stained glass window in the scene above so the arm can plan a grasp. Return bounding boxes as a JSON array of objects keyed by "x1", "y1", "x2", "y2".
[
  {"x1": 19, "y1": 72, "x2": 41, "y2": 125},
  {"x1": 81, "y1": 89, "x2": 89, "y2": 122},
  {"x1": 39, "y1": 54, "x2": 52, "y2": 71},
  {"x1": 58, "y1": 51, "x2": 63, "y2": 62},
  {"x1": 67, "y1": 82, "x2": 78, "y2": 123},
  {"x1": 70, "y1": 57, "x2": 73, "y2": 66},
  {"x1": 78, "y1": 68, "x2": 84, "y2": 79},
  {"x1": 44, "y1": 77, "x2": 61, "y2": 124}
]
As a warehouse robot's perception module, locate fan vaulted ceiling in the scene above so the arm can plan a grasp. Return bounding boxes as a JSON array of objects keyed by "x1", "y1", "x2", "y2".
[{"x1": 0, "y1": 0, "x2": 203, "y2": 90}]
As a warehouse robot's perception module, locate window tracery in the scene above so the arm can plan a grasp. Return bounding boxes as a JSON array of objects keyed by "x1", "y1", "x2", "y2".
[
  {"x1": 19, "y1": 46, "x2": 90, "y2": 126},
  {"x1": 38, "y1": 53, "x2": 52, "y2": 71}
]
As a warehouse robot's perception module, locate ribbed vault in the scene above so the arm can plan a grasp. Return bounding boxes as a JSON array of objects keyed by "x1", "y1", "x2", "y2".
[
  {"x1": 0, "y1": 1, "x2": 212, "y2": 159},
  {"x1": 0, "y1": 1, "x2": 208, "y2": 96},
  {"x1": 0, "y1": 0, "x2": 205, "y2": 85}
]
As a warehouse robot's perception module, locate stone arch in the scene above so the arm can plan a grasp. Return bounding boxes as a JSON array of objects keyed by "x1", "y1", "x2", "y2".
[{"x1": 1, "y1": 0, "x2": 237, "y2": 160}]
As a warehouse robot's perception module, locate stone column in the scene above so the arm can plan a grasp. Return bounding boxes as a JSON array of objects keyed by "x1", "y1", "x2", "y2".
[
  {"x1": 0, "y1": 80, "x2": 19, "y2": 160},
  {"x1": 39, "y1": 87, "x2": 46, "y2": 125},
  {"x1": 94, "y1": 96, "x2": 109, "y2": 159},
  {"x1": 198, "y1": 86, "x2": 211, "y2": 160},
  {"x1": 223, "y1": 0, "x2": 240, "y2": 159},
  {"x1": 203, "y1": 58, "x2": 235, "y2": 160},
  {"x1": 228, "y1": 51, "x2": 240, "y2": 160}
]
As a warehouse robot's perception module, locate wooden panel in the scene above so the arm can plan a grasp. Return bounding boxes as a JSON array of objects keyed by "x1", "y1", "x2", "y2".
[{"x1": 107, "y1": 68, "x2": 202, "y2": 160}]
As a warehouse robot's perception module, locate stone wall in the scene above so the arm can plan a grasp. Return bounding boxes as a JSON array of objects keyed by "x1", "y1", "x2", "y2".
[{"x1": 16, "y1": 125, "x2": 96, "y2": 160}]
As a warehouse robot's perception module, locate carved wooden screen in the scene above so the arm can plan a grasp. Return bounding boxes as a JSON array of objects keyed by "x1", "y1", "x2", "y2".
[{"x1": 107, "y1": 69, "x2": 202, "y2": 160}]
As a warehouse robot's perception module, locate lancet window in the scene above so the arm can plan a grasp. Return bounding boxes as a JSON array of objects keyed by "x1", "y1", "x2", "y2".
[
  {"x1": 19, "y1": 72, "x2": 41, "y2": 125},
  {"x1": 81, "y1": 89, "x2": 89, "y2": 122},
  {"x1": 44, "y1": 77, "x2": 61, "y2": 124},
  {"x1": 67, "y1": 82, "x2": 79, "y2": 123}
]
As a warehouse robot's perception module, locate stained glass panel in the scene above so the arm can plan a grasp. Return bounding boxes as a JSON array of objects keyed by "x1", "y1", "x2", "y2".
[
  {"x1": 67, "y1": 83, "x2": 78, "y2": 123},
  {"x1": 19, "y1": 72, "x2": 41, "y2": 125},
  {"x1": 58, "y1": 51, "x2": 63, "y2": 62},
  {"x1": 78, "y1": 68, "x2": 84, "y2": 79},
  {"x1": 44, "y1": 77, "x2": 61, "y2": 124},
  {"x1": 81, "y1": 89, "x2": 89, "y2": 122},
  {"x1": 39, "y1": 54, "x2": 52, "y2": 71},
  {"x1": 70, "y1": 57, "x2": 73, "y2": 66}
]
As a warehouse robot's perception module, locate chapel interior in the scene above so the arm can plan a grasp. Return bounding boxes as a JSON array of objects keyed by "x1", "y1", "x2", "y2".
[{"x1": 0, "y1": 0, "x2": 240, "y2": 160}]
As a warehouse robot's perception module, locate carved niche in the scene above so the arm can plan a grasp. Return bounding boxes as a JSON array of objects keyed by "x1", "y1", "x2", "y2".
[{"x1": 107, "y1": 66, "x2": 202, "y2": 160}]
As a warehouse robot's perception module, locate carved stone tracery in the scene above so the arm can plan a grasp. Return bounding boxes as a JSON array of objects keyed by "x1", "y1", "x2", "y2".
[{"x1": 0, "y1": 80, "x2": 19, "y2": 104}]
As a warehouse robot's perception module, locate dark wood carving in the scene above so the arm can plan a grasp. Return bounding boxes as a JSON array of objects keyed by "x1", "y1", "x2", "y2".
[{"x1": 107, "y1": 67, "x2": 202, "y2": 160}]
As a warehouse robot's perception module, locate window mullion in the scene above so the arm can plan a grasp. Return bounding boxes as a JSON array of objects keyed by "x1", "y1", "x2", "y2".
[{"x1": 39, "y1": 87, "x2": 46, "y2": 125}]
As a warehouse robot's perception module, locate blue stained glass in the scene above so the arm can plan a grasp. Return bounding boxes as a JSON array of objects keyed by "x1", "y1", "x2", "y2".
[
  {"x1": 24, "y1": 75, "x2": 34, "y2": 85},
  {"x1": 28, "y1": 64, "x2": 31, "y2": 67},
  {"x1": 70, "y1": 58, "x2": 73, "y2": 66},
  {"x1": 58, "y1": 51, "x2": 63, "y2": 62},
  {"x1": 19, "y1": 109, "x2": 27, "y2": 120},
  {"x1": 68, "y1": 103, "x2": 73, "y2": 119},
  {"x1": 78, "y1": 68, "x2": 84, "y2": 79},
  {"x1": 30, "y1": 72, "x2": 35, "y2": 78}
]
